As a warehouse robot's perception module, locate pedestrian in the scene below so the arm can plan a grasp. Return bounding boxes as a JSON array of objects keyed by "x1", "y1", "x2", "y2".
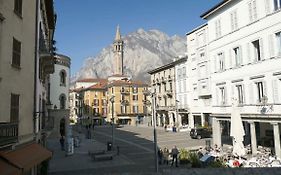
[
  {"x1": 171, "y1": 145, "x2": 179, "y2": 167},
  {"x1": 164, "y1": 125, "x2": 167, "y2": 132},
  {"x1": 163, "y1": 147, "x2": 169, "y2": 165},
  {"x1": 59, "y1": 136, "x2": 65, "y2": 150},
  {"x1": 158, "y1": 148, "x2": 163, "y2": 165}
]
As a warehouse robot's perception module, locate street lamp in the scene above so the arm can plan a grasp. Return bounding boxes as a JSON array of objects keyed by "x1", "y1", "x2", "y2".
[
  {"x1": 144, "y1": 89, "x2": 158, "y2": 172},
  {"x1": 109, "y1": 95, "x2": 115, "y2": 149}
]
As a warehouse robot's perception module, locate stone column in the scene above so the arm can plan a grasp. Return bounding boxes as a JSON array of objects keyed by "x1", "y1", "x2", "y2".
[
  {"x1": 201, "y1": 113, "x2": 205, "y2": 127},
  {"x1": 249, "y1": 121, "x2": 257, "y2": 155},
  {"x1": 163, "y1": 114, "x2": 166, "y2": 126},
  {"x1": 188, "y1": 113, "x2": 194, "y2": 129},
  {"x1": 178, "y1": 114, "x2": 182, "y2": 127},
  {"x1": 272, "y1": 122, "x2": 281, "y2": 158},
  {"x1": 212, "y1": 118, "x2": 221, "y2": 147}
]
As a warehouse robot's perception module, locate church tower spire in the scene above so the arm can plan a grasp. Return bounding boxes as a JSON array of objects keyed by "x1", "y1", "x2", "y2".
[{"x1": 113, "y1": 25, "x2": 124, "y2": 75}]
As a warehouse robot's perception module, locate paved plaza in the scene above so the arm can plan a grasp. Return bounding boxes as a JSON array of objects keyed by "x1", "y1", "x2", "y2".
[{"x1": 47, "y1": 125, "x2": 281, "y2": 175}]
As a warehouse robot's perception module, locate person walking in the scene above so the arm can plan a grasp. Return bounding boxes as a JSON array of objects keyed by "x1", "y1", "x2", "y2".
[
  {"x1": 163, "y1": 147, "x2": 169, "y2": 165},
  {"x1": 59, "y1": 136, "x2": 65, "y2": 151},
  {"x1": 158, "y1": 148, "x2": 163, "y2": 165},
  {"x1": 171, "y1": 145, "x2": 179, "y2": 167}
]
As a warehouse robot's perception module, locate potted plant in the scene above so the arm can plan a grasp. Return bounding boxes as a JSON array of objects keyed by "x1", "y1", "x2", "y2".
[
  {"x1": 179, "y1": 148, "x2": 190, "y2": 165},
  {"x1": 188, "y1": 151, "x2": 201, "y2": 168}
]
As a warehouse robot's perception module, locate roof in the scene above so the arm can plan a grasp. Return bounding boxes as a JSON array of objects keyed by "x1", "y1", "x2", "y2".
[
  {"x1": 0, "y1": 143, "x2": 52, "y2": 172},
  {"x1": 147, "y1": 57, "x2": 187, "y2": 74},
  {"x1": 77, "y1": 78, "x2": 107, "y2": 83},
  {"x1": 186, "y1": 23, "x2": 207, "y2": 36},
  {"x1": 86, "y1": 82, "x2": 107, "y2": 90},
  {"x1": 107, "y1": 80, "x2": 147, "y2": 87},
  {"x1": 200, "y1": 0, "x2": 232, "y2": 19}
]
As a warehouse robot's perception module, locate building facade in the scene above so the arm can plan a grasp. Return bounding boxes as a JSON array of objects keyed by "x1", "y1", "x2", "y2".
[
  {"x1": 201, "y1": 0, "x2": 281, "y2": 158},
  {"x1": 186, "y1": 24, "x2": 212, "y2": 129},
  {"x1": 0, "y1": 0, "x2": 55, "y2": 174},
  {"x1": 148, "y1": 58, "x2": 186, "y2": 128}
]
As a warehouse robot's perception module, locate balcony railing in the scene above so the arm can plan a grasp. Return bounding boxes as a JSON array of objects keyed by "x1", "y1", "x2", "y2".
[
  {"x1": 0, "y1": 122, "x2": 18, "y2": 147},
  {"x1": 120, "y1": 89, "x2": 130, "y2": 95}
]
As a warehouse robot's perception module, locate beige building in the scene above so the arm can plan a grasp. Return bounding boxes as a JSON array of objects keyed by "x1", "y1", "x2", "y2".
[
  {"x1": 0, "y1": 0, "x2": 55, "y2": 174},
  {"x1": 148, "y1": 59, "x2": 186, "y2": 128}
]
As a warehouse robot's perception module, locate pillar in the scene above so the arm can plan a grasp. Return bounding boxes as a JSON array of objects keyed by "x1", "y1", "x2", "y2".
[
  {"x1": 188, "y1": 113, "x2": 194, "y2": 129},
  {"x1": 157, "y1": 113, "x2": 161, "y2": 126},
  {"x1": 212, "y1": 118, "x2": 221, "y2": 147},
  {"x1": 201, "y1": 113, "x2": 205, "y2": 127},
  {"x1": 272, "y1": 122, "x2": 281, "y2": 158},
  {"x1": 249, "y1": 121, "x2": 257, "y2": 155},
  {"x1": 178, "y1": 114, "x2": 182, "y2": 127}
]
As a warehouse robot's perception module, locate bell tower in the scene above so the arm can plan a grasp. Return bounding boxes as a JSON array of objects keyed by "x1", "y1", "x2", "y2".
[{"x1": 113, "y1": 25, "x2": 124, "y2": 75}]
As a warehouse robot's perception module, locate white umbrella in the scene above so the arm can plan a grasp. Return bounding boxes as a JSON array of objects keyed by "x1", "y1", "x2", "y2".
[{"x1": 230, "y1": 98, "x2": 246, "y2": 157}]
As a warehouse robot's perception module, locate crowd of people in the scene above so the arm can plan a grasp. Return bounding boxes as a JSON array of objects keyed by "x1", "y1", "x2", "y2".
[{"x1": 158, "y1": 145, "x2": 179, "y2": 167}]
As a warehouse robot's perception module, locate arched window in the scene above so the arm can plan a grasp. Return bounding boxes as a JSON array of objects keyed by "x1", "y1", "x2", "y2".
[
  {"x1": 59, "y1": 94, "x2": 66, "y2": 109},
  {"x1": 60, "y1": 70, "x2": 66, "y2": 86}
]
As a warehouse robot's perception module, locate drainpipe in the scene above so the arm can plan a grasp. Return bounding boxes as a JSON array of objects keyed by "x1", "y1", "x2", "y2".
[{"x1": 33, "y1": 0, "x2": 39, "y2": 140}]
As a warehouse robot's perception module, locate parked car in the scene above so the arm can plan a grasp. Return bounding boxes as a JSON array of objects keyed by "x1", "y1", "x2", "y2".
[{"x1": 190, "y1": 128, "x2": 212, "y2": 139}]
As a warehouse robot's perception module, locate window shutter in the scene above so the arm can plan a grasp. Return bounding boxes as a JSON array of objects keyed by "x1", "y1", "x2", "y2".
[
  {"x1": 225, "y1": 87, "x2": 228, "y2": 105},
  {"x1": 216, "y1": 88, "x2": 219, "y2": 105},
  {"x1": 260, "y1": 38, "x2": 264, "y2": 60},
  {"x1": 239, "y1": 46, "x2": 243, "y2": 65},
  {"x1": 268, "y1": 34, "x2": 275, "y2": 58},
  {"x1": 265, "y1": 0, "x2": 271, "y2": 14},
  {"x1": 253, "y1": 0, "x2": 257, "y2": 20},
  {"x1": 213, "y1": 55, "x2": 217, "y2": 72},
  {"x1": 263, "y1": 81, "x2": 267, "y2": 97},
  {"x1": 231, "y1": 84, "x2": 235, "y2": 99},
  {"x1": 230, "y1": 12, "x2": 234, "y2": 31},
  {"x1": 222, "y1": 52, "x2": 225, "y2": 70},
  {"x1": 249, "y1": 83, "x2": 254, "y2": 104},
  {"x1": 247, "y1": 43, "x2": 251, "y2": 64},
  {"x1": 248, "y1": 2, "x2": 253, "y2": 22},
  {"x1": 229, "y1": 49, "x2": 233, "y2": 68},
  {"x1": 272, "y1": 79, "x2": 280, "y2": 103}
]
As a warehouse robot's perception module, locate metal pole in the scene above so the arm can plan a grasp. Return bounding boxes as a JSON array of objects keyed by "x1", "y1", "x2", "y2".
[
  {"x1": 111, "y1": 100, "x2": 114, "y2": 149},
  {"x1": 152, "y1": 94, "x2": 158, "y2": 172}
]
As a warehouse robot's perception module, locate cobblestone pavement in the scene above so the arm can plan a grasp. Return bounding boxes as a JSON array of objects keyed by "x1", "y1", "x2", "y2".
[{"x1": 47, "y1": 125, "x2": 281, "y2": 175}]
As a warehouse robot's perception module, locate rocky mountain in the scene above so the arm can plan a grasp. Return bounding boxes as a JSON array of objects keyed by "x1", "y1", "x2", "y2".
[{"x1": 73, "y1": 28, "x2": 186, "y2": 83}]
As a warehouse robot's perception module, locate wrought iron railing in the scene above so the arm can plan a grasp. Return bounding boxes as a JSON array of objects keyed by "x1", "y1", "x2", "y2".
[{"x1": 0, "y1": 122, "x2": 18, "y2": 147}]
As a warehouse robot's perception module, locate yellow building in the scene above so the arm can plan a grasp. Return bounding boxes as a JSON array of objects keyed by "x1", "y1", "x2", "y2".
[
  {"x1": 107, "y1": 80, "x2": 148, "y2": 126},
  {"x1": 81, "y1": 79, "x2": 108, "y2": 124}
]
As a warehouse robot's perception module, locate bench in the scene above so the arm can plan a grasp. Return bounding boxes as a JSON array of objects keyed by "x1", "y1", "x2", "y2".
[
  {"x1": 93, "y1": 153, "x2": 113, "y2": 161},
  {"x1": 88, "y1": 150, "x2": 105, "y2": 159}
]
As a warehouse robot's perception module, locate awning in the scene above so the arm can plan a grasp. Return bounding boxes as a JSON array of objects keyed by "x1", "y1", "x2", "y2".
[
  {"x1": 0, "y1": 143, "x2": 52, "y2": 172},
  {"x1": 118, "y1": 116, "x2": 131, "y2": 119},
  {"x1": 0, "y1": 158, "x2": 21, "y2": 175}
]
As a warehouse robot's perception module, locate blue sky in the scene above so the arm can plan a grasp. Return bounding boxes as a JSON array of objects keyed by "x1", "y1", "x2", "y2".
[{"x1": 54, "y1": 0, "x2": 221, "y2": 76}]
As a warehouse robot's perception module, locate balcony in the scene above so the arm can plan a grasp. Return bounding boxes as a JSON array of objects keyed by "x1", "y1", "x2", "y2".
[
  {"x1": 161, "y1": 77, "x2": 166, "y2": 84},
  {"x1": 120, "y1": 100, "x2": 129, "y2": 106},
  {"x1": 39, "y1": 53, "x2": 55, "y2": 76},
  {"x1": 0, "y1": 122, "x2": 18, "y2": 147},
  {"x1": 120, "y1": 89, "x2": 130, "y2": 95},
  {"x1": 166, "y1": 90, "x2": 173, "y2": 97}
]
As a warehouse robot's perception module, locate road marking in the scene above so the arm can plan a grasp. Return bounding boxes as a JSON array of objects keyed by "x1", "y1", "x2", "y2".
[{"x1": 95, "y1": 131, "x2": 154, "y2": 153}]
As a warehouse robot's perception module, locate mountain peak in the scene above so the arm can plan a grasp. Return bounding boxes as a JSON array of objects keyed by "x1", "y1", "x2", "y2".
[{"x1": 73, "y1": 29, "x2": 186, "y2": 82}]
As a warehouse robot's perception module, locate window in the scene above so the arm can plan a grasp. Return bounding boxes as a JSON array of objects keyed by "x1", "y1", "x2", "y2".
[
  {"x1": 200, "y1": 52, "x2": 205, "y2": 59},
  {"x1": 158, "y1": 84, "x2": 161, "y2": 93},
  {"x1": 177, "y1": 68, "x2": 181, "y2": 79},
  {"x1": 233, "y1": 47, "x2": 241, "y2": 66},
  {"x1": 230, "y1": 10, "x2": 238, "y2": 31},
  {"x1": 218, "y1": 52, "x2": 225, "y2": 71},
  {"x1": 236, "y1": 85, "x2": 244, "y2": 104},
  {"x1": 256, "y1": 82, "x2": 264, "y2": 102},
  {"x1": 12, "y1": 38, "x2": 21, "y2": 68},
  {"x1": 252, "y1": 40, "x2": 261, "y2": 61},
  {"x1": 133, "y1": 95, "x2": 138, "y2": 101},
  {"x1": 164, "y1": 83, "x2": 167, "y2": 91},
  {"x1": 93, "y1": 99, "x2": 99, "y2": 106},
  {"x1": 121, "y1": 106, "x2": 126, "y2": 114},
  {"x1": 182, "y1": 67, "x2": 186, "y2": 77},
  {"x1": 60, "y1": 70, "x2": 66, "y2": 86},
  {"x1": 121, "y1": 95, "x2": 125, "y2": 101},
  {"x1": 276, "y1": 32, "x2": 281, "y2": 55},
  {"x1": 273, "y1": 0, "x2": 281, "y2": 11},
  {"x1": 14, "y1": 0, "x2": 22, "y2": 16},
  {"x1": 170, "y1": 82, "x2": 173, "y2": 91},
  {"x1": 10, "y1": 94, "x2": 20, "y2": 122},
  {"x1": 248, "y1": 0, "x2": 257, "y2": 22},
  {"x1": 102, "y1": 108, "x2": 107, "y2": 115},
  {"x1": 59, "y1": 94, "x2": 66, "y2": 109},
  {"x1": 220, "y1": 87, "x2": 226, "y2": 105},
  {"x1": 111, "y1": 87, "x2": 114, "y2": 93},
  {"x1": 215, "y1": 19, "x2": 222, "y2": 38},
  {"x1": 132, "y1": 87, "x2": 138, "y2": 93},
  {"x1": 133, "y1": 106, "x2": 138, "y2": 113}
]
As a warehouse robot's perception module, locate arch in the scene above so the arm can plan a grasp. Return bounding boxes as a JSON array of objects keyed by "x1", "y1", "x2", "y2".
[
  {"x1": 59, "y1": 93, "x2": 66, "y2": 109},
  {"x1": 59, "y1": 69, "x2": 67, "y2": 86}
]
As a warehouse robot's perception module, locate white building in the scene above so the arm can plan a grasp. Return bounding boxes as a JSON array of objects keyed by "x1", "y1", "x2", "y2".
[
  {"x1": 49, "y1": 54, "x2": 71, "y2": 109},
  {"x1": 201, "y1": 0, "x2": 281, "y2": 157},
  {"x1": 174, "y1": 56, "x2": 189, "y2": 127},
  {"x1": 186, "y1": 24, "x2": 212, "y2": 129}
]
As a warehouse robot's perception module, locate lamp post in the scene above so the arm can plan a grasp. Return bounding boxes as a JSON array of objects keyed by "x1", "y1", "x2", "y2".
[
  {"x1": 144, "y1": 89, "x2": 158, "y2": 172},
  {"x1": 109, "y1": 95, "x2": 115, "y2": 149}
]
